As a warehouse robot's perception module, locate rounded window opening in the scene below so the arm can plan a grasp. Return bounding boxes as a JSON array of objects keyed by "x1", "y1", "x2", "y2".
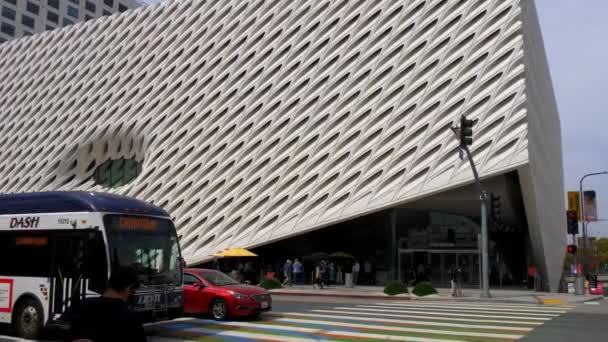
[{"x1": 93, "y1": 158, "x2": 143, "y2": 188}]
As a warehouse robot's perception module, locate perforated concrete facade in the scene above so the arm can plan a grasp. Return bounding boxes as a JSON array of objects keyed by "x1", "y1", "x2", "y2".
[{"x1": 0, "y1": 0, "x2": 565, "y2": 289}]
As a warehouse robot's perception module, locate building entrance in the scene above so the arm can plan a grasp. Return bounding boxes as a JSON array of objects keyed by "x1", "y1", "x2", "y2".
[{"x1": 398, "y1": 249, "x2": 479, "y2": 287}]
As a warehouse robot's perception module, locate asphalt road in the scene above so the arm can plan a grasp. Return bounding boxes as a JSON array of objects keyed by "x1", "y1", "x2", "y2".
[{"x1": 1, "y1": 297, "x2": 605, "y2": 341}]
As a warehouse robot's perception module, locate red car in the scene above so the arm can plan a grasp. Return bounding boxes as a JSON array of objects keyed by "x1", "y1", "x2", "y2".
[{"x1": 183, "y1": 268, "x2": 272, "y2": 320}]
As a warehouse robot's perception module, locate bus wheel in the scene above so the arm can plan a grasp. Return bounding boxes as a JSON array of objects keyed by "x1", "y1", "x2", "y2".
[
  {"x1": 210, "y1": 299, "x2": 228, "y2": 321},
  {"x1": 14, "y1": 298, "x2": 44, "y2": 339}
]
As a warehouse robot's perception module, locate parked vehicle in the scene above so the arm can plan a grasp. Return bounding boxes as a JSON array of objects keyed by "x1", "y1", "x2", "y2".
[{"x1": 183, "y1": 268, "x2": 271, "y2": 320}]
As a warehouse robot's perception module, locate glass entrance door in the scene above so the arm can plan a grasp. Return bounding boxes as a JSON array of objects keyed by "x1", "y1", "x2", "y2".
[{"x1": 399, "y1": 249, "x2": 479, "y2": 287}]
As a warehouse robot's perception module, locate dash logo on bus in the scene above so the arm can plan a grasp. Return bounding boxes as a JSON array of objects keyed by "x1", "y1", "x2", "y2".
[{"x1": 10, "y1": 217, "x2": 40, "y2": 228}]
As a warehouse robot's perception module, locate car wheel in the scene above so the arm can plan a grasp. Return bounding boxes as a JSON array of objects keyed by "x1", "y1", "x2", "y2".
[
  {"x1": 14, "y1": 298, "x2": 44, "y2": 339},
  {"x1": 210, "y1": 299, "x2": 228, "y2": 321}
]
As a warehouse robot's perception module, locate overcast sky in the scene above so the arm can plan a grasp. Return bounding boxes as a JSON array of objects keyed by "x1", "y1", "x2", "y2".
[{"x1": 139, "y1": 1, "x2": 608, "y2": 236}]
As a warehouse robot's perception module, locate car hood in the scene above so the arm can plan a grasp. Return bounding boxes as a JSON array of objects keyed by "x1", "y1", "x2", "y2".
[{"x1": 220, "y1": 284, "x2": 269, "y2": 295}]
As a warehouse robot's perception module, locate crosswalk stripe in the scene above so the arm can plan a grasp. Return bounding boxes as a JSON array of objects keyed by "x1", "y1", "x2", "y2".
[
  {"x1": 381, "y1": 301, "x2": 575, "y2": 310},
  {"x1": 376, "y1": 302, "x2": 569, "y2": 314},
  {"x1": 354, "y1": 305, "x2": 553, "y2": 320},
  {"x1": 274, "y1": 317, "x2": 525, "y2": 340},
  {"x1": 182, "y1": 326, "x2": 325, "y2": 342},
  {"x1": 184, "y1": 318, "x2": 322, "y2": 333},
  {"x1": 270, "y1": 312, "x2": 533, "y2": 331},
  {"x1": 323, "y1": 330, "x2": 469, "y2": 342},
  {"x1": 318, "y1": 308, "x2": 544, "y2": 325},
  {"x1": 370, "y1": 303, "x2": 564, "y2": 316}
]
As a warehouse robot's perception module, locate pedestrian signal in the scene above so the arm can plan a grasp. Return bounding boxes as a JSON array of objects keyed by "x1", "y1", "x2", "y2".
[
  {"x1": 567, "y1": 245, "x2": 577, "y2": 254},
  {"x1": 566, "y1": 210, "x2": 578, "y2": 234}
]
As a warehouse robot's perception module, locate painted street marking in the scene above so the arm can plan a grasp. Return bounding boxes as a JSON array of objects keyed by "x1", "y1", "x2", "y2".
[
  {"x1": 319, "y1": 308, "x2": 544, "y2": 325},
  {"x1": 324, "y1": 330, "x2": 469, "y2": 342},
  {"x1": 372, "y1": 303, "x2": 565, "y2": 315},
  {"x1": 378, "y1": 301, "x2": 569, "y2": 313},
  {"x1": 270, "y1": 311, "x2": 533, "y2": 331},
  {"x1": 355, "y1": 305, "x2": 553, "y2": 320},
  {"x1": 274, "y1": 317, "x2": 525, "y2": 340},
  {"x1": 182, "y1": 326, "x2": 326, "y2": 342}
]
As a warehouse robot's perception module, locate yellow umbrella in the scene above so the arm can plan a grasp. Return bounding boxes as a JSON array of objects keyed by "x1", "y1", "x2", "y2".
[{"x1": 213, "y1": 247, "x2": 258, "y2": 257}]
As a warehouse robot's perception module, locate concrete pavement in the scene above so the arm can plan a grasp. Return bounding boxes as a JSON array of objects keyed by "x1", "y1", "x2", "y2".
[{"x1": 269, "y1": 285, "x2": 603, "y2": 304}]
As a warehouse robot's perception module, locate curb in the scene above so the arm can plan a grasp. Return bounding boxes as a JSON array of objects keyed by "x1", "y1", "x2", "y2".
[{"x1": 269, "y1": 291, "x2": 411, "y2": 300}]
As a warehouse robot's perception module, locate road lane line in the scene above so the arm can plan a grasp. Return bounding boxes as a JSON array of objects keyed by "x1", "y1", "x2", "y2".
[
  {"x1": 353, "y1": 305, "x2": 553, "y2": 320},
  {"x1": 273, "y1": 317, "x2": 525, "y2": 340},
  {"x1": 377, "y1": 301, "x2": 575, "y2": 310},
  {"x1": 182, "y1": 326, "x2": 328, "y2": 342},
  {"x1": 270, "y1": 312, "x2": 533, "y2": 331},
  {"x1": 318, "y1": 308, "x2": 544, "y2": 325},
  {"x1": 324, "y1": 330, "x2": 469, "y2": 342},
  {"x1": 375, "y1": 302, "x2": 569, "y2": 314},
  {"x1": 369, "y1": 303, "x2": 563, "y2": 316}
]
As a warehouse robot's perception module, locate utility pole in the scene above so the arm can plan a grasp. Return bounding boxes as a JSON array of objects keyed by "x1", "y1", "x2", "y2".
[{"x1": 452, "y1": 115, "x2": 491, "y2": 298}]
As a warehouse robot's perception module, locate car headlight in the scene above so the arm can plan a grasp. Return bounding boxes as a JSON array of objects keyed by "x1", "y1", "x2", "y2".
[{"x1": 231, "y1": 292, "x2": 249, "y2": 300}]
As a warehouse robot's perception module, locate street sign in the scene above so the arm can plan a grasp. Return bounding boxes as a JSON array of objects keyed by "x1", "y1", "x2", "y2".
[
  {"x1": 458, "y1": 147, "x2": 465, "y2": 160},
  {"x1": 583, "y1": 190, "x2": 598, "y2": 222},
  {"x1": 567, "y1": 191, "x2": 581, "y2": 221}
]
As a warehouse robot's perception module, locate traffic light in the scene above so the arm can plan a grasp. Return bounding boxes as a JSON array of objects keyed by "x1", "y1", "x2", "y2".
[
  {"x1": 566, "y1": 210, "x2": 578, "y2": 234},
  {"x1": 490, "y1": 193, "x2": 501, "y2": 224},
  {"x1": 459, "y1": 115, "x2": 474, "y2": 147},
  {"x1": 567, "y1": 244, "x2": 577, "y2": 254}
]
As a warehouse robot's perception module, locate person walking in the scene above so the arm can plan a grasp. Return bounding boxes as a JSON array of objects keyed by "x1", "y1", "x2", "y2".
[
  {"x1": 455, "y1": 266, "x2": 463, "y2": 297},
  {"x1": 449, "y1": 265, "x2": 457, "y2": 296},
  {"x1": 283, "y1": 259, "x2": 293, "y2": 287},
  {"x1": 313, "y1": 261, "x2": 324, "y2": 289},
  {"x1": 352, "y1": 260, "x2": 360, "y2": 286},
  {"x1": 292, "y1": 258, "x2": 303, "y2": 285},
  {"x1": 329, "y1": 262, "x2": 336, "y2": 285},
  {"x1": 67, "y1": 267, "x2": 146, "y2": 342}
]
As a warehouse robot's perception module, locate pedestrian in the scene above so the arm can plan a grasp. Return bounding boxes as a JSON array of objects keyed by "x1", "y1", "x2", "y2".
[
  {"x1": 67, "y1": 267, "x2": 146, "y2": 342},
  {"x1": 283, "y1": 259, "x2": 293, "y2": 287},
  {"x1": 329, "y1": 262, "x2": 336, "y2": 285},
  {"x1": 352, "y1": 260, "x2": 360, "y2": 286},
  {"x1": 455, "y1": 266, "x2": 463, "y2": 297},
  {"x1": 313, "y1": 262, "x2": 324, "y2": 289},
  {"x1": 527, "y1": 264, "x2": 537, "y2": 290},
  {"x1": 292, "y1": 258, "x2": 303, "y2": 285},
  {"x1": 448, "y1": 265, "x2": 457, "y2": 297}
]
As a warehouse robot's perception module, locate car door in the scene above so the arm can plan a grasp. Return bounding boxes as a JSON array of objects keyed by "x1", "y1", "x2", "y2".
[{"x1": 183, "y1": 273, "x2": 203, "y2": 314}]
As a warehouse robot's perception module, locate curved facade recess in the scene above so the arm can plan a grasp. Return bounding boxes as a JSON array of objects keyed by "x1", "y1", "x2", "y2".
[{"x1": 0, "y1": 0, "x2": 565, "y2": 289}]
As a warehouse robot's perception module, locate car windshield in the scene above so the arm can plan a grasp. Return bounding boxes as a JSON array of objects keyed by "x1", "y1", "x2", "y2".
[
  {"x1": 199, "y1": 270, "x2": 239, "y2": 286},
  {"x1": 105, "y1": 215, "x2": 182, "y2": 286}
]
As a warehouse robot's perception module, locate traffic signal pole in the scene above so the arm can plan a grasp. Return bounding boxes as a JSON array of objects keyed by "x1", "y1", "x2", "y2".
[{"x1": 451, "y1": 116, "x2": 491, "y2": 298}]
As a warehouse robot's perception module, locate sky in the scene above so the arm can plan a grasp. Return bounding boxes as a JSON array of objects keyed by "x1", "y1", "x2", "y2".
[{"x1": 139, "y1": 1, "x2": 608, "y2": 236}]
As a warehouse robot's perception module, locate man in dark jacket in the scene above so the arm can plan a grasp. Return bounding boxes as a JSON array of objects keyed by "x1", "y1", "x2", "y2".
[{"x1": 67, "y1": 267, "x2": 146, "y2": 342}]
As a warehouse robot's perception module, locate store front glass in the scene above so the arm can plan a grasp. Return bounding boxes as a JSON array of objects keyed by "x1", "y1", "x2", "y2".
[{"x1": 397, "y1": 211, "x2": 482, "y2": 287}]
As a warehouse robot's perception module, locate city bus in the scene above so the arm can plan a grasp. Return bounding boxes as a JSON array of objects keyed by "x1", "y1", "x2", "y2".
[{"x1": 0, "y1": 191, "x2": 184, "y2": 339}]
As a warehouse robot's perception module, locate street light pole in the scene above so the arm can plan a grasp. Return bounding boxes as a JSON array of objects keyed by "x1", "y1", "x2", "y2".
[{"x1": 579, "y1": 171, "x2": 608, "y2": 276}]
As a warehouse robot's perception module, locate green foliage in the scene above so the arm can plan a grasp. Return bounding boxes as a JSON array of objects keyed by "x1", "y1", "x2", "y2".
[
  {"x1": 383, "y1": 281, "x2": 408, "y2": 296},
  {"x1": 259, "y1": 277, "x2": 282, "y2": 290},
  {"x1": 412, "y1": 282, "x2": 437, "y2": 297}
]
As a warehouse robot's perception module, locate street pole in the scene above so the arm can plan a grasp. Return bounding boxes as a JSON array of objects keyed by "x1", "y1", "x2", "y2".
[
  {"x1": 579, "y1": 171, "x2": 608, "y2": 276},
  {"x1": 451, "y1": 126, "x2": 491, "y2": 298}
]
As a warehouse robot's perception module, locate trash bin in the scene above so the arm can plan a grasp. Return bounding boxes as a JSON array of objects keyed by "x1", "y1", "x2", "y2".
[
  {"x1": 575, "y1": 276, "x2": 585, "y2": 295},
  {"x1": 344, "y1": 273, "x2": 353, "y2": 288}
]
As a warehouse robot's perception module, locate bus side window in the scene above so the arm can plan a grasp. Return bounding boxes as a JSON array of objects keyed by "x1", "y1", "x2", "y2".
[{"x1": 0, "y1": 233, "x2": 52, "y2": 277}]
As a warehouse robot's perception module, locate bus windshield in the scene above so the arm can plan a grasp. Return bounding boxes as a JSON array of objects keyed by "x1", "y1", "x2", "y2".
[{"x1": 104, "y1": 215, "x2": 182, "y2": 287}]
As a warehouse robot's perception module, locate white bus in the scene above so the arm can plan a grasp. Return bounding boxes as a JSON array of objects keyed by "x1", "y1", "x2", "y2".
[{"x1": 0, "y1": 192, "x2": 184, "y2": 339}]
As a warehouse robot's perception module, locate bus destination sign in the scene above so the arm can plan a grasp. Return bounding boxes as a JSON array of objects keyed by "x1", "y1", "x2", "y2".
[{"x1": 119, "y1": 217, "x2": 157, "y2": 231}]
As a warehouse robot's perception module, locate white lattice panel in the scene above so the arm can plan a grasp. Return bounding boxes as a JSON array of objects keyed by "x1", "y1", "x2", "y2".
[{"x1": 0, "y1": 0, "x2": 534, "y2": 264}]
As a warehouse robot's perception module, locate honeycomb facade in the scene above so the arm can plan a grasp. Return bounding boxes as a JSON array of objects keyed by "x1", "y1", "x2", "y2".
[{"x1": 0, "y1": 0, "x2": 565, "y2": 289}]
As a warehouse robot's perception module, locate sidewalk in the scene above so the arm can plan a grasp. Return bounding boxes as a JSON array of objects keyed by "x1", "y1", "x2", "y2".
[{"x1": 269, "y1": 285, "x2": 603, "y2": 304}]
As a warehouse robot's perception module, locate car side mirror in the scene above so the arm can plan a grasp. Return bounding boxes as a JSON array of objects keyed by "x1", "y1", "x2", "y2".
[{"x1": 192, "y1": 282, "x2": 205, "y2": 290}]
